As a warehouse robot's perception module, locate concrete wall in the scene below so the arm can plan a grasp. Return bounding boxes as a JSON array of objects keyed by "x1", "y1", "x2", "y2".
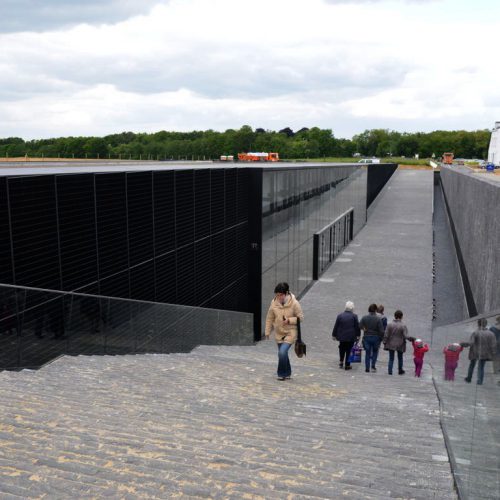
[{"x1": 440, "y1": 166, "x2": 500, "y2": 314}]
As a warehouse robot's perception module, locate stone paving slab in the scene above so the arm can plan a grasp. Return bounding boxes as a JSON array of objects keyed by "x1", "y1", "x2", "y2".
[{"x1": 0, "y1": 170, "x2": 457, "y2": 499}]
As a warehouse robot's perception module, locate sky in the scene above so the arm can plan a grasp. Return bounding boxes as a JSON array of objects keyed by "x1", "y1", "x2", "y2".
[{"x1": 1, "y1": 0, "x2": 499, "y2": 140}]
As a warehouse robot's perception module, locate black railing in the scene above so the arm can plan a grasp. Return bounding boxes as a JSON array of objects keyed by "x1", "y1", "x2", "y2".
[{"x1": 313, "y1": 208, "x2": 354, "y2": 280}]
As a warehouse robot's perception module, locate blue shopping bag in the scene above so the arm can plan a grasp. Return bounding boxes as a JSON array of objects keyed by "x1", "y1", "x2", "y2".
[{"x1": 349, "y1": 342, "x2": 362, "y2": 363}]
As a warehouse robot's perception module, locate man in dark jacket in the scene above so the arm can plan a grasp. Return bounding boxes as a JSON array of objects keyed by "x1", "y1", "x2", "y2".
[
  {"x1": 463, "y1": 318, "x2": 497, "y2": 385},
  {"x1": 332, "y1": 301, "x2": 361, "y2": 370},
  {"x1": 360, "y1": 303, "x2": 385, "y2": 373}
]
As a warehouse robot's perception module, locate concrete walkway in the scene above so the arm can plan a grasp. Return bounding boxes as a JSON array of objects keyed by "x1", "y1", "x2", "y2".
[{"x1": 0, "y1": 170, "x2": 457, "y2": 499}]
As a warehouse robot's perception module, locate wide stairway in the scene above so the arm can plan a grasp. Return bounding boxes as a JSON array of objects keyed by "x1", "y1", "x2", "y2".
[
  {"x1": 1, "y1": 340, "x2": 455, "y2": 499},
  {"x1": 0, "y1": 170, "x2": 458, "y2": 499}
]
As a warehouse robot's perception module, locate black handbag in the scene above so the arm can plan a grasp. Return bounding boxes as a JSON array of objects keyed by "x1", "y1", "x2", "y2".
[{"x1": 294, "y1": 318, "x2": 306, "y2": 357}]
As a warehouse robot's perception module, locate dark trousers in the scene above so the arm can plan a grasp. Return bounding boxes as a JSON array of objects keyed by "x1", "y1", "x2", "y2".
[
  {"x1": 339, "y1": 341, "x2": 355, "y2": 366},
  {"x1": 466, "y1": 359, "x2": 487, "y2": 384},
  {"x1": 388, "y1": 350, "x2": 403, "y2": 374}
]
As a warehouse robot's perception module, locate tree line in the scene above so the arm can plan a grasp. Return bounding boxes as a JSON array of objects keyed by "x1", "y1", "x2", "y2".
[{"x1": 0, "y1": 126, "x2": 492, "y2": 160}]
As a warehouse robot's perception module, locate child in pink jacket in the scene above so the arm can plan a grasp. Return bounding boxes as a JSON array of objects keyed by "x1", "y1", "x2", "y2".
[
  {"x1": 443, "y1": 343, "x2": 464, "y2": 381},
  {"x1": 412, "y1": 339, "x2": 429, "y2": 377}
]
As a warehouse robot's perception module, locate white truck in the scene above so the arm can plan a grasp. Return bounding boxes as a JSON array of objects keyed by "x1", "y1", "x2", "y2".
[
  {"x1": 357, "y1": 158, "x2": 380, "y2": 164},
  {"x1": 487, "y1": 121, "x2": 500, "y2": 167}
]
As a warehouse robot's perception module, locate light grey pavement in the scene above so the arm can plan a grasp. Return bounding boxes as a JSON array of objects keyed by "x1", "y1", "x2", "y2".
[{"x1": 0, "y1": 169, "x2": 457, "y2": 499}]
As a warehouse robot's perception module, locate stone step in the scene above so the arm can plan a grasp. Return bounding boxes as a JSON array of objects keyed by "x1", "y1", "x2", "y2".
[{"x1": 0, "y1": 339, "x2": 457, "y2": 499}]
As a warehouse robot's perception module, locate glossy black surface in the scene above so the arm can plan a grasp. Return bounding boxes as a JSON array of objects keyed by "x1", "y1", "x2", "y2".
[{"x1": 0, "y1": 169, "x2": 250, "y2": 312}]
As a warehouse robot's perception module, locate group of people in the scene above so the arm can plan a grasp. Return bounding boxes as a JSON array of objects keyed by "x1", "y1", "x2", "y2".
[
  {"x1": 264, "y1": 283, "x2": 498, "y2": 385},
  {"x1": 331, "y1": 301, "x2": 425, "y2": 376},
  {"x1": 442, "y1": 317, "x2": 499, "y2": 384}
]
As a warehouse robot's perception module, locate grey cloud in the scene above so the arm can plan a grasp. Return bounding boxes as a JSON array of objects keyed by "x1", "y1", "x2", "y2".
[
  {"x1": 0, "y1": 0, "x2": 163, "y2": 33},
  {"x1": 13, "y1": 41, "x2": 409, "y2": 103}
]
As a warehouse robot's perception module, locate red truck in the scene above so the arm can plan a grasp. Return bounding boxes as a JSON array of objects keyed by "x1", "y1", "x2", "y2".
[{"x1": 237, "y1": 152, "x2": 279, "y2": 162}]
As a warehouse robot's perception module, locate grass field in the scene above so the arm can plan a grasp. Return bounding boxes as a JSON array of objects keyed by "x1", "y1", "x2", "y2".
[{"x1": 0, "y1": 156, "x2": 434, "y2": 167}]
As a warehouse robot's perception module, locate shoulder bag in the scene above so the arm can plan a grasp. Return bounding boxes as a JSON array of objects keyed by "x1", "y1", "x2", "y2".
[{"x1": 294, "y1": 318, "x2": 307, "y2": 358}]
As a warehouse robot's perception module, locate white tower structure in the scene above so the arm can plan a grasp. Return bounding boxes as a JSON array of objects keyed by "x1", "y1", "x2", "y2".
[{"x1": 487, "y1": 121, "x2": 500, "y2": 166}]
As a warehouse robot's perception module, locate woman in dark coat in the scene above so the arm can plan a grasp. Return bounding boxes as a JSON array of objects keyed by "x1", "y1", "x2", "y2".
[
  {"x1": 383, "y1": 310, "x2": 413, "y2": 375},
  {"x1": 332, "y1": 301, "x2": 361, "y2": 370}
]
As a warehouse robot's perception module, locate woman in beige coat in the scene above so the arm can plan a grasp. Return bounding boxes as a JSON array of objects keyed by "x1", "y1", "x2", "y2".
[{"x1": 265, "y1": 282, "x2": 304, "y2": 380}]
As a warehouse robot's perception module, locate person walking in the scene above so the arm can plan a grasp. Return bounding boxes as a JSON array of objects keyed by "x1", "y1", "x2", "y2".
[
  {"x1": 412, "y1": 338, "x2": 429, "y2": 377},
  {"x1": 383, "y1": 310, "x2": 412, "y2": 375},
  {"x1": 332, "y1": 301, "x2": 361, "y2": 370},
  {"x1": 377, "y1": 304, "x2": 388, "y2": 331},
  {"x1": 443, "y1": 343, "x2": 464, "y2": 381},
  {"x1": 265, "y1": 282, "x2": 304, "y2": 381},
  {"x1": 360, "y1": 303, "x2": 385, "y2": 373},
  {"x1": 489, "y1": 316, "x2": 500, "y2": 374},
  {"x1": 463, "y1": 318, "x2": 497, "y2": 385}
]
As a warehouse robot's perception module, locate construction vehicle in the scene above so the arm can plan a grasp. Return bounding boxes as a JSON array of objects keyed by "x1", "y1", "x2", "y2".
[
  {"x1": 237, "y1": 152, "x2": 279, "y2": 162},
  {"x1": 442, "y1": 152, "x2": 454, "y2": 165}
]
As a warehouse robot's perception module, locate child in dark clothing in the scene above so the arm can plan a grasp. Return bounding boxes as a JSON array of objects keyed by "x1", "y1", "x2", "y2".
[
  {"x1": 412, "y1": 339, "x2": 429, "y2": 377},
  {"x1": 443, "y1": 343, "x2": 464, "y2": 381}
]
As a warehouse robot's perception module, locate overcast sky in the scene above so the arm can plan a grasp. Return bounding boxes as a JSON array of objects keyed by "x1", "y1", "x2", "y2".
[{"x1": 1, "y1": 0, "x2": 499, "y2": 139}]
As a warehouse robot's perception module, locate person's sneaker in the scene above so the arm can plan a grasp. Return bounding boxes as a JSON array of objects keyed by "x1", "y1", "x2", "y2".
[
  {"x1": 388, "y1": 372, "x2": 393, "y2": 375},
  {"x1": 345, "y1": 365, "x2": 352, "y2": 370},
  {"x1": 365, "y1": 368, "x2": 370, "y2": 373},
  {"x1": 398, "y1": 370, "x2": 405, "y2": 375},
  {"x1": 464, "y1": 377, "x2": 471, "y2": 383},
  {"x1": 371, "y1": 367, "x2": 377, "y2": 372},
  {"x1": 339, "y1": 362, "x2": 344, "y2": 368},
  {"x1": 277, "y1": 377, "x2": 286, "y2": 381}
]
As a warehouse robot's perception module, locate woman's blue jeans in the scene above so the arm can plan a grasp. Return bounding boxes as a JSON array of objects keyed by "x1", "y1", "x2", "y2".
[
  {"x1": 363, "y1": 336, "x2": 381, "y2": 370},
  {"x1": 277, "y1": 342, "x2": 292, "y2": 378}
]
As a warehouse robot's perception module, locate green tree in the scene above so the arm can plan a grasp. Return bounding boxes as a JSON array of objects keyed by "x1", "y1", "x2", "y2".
[{"x1": 83, "y1": 137, "x2": 108, "y2": 158}]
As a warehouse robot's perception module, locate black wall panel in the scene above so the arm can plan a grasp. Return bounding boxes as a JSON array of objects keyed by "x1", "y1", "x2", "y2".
[
  {"x1": 155, "y1": 251, "x2": 176, "y2": 304},
  {"x1": 57, "y1": 174, "x2": 98, "y2": 291},
  {"x1": 130, "y1": 261, "x2": 155, "y2": 302},
  {"x1": 210, "y1": 232, "x2": 225, "y2": 296},
  {"x1": 176, "y1": 244, "x2": 196, "y2": 306},
  {"x1": 96, "y1": 173, "x2": 128, "y2": 280},
  {"x1": 194, "y1": 237, "x2": 211, "y2": 306},
  {"x1": 224, "y1": 168, "x2": 238, "y2": 228},
  {"x1": 127, "y1": 172, "x2": 154, "y2": 267},
  {"x1": 194, "y1": 169, "x2": 210, "y2": 240},
  {"x1": 225, "y1": 226, "x2": 239, "y2": 284},
  {"x1": 1, "y1": 166, "x2": 251, "y2": 315},
  {"x1": 366, "y1": 163, "x2": 398, "y2": 207},
  {"x1": 175, "y1": 170, "x2": 195, "y2": 248},
  {"x1": 210, "y1": 170, "x2": 225, "y2": 233},
  {"x1": 153, "y1": 171, "x2": 175, "y2": 256},
  {"x1": 9, "y1": 176, "x2": 60, "y2": 289},
  {"x1": 237, "y1": 169, "x2": 250, "y2": 225},
  {"x1": 0, "y1": 178, "x2": 13, "y2": 285},
  {"x1": 100, "y1": 270, "x2": 129, "y2": 299}
]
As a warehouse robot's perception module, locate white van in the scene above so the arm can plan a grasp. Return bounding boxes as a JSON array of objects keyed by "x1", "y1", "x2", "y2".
[{"x1": 357, "y1": 158, "x2": 380, "y2": 164}]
